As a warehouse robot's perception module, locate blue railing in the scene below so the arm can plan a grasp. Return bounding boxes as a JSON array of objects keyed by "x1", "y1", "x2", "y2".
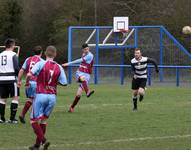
[
  {"x1": 68, "y1": 25, "x2": 191, "y2": 86},
  {"x1": 68, "y1": 64, "x2": 191, "y2": 87}
]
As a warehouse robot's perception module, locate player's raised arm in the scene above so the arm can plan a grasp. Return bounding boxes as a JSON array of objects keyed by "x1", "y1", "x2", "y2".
[
  {"x1": 147, "y1": 57, "x2": 159, "y2": 73},
  {"x1": 62, "y1": 58, "x2": 82, "y2": 67}
]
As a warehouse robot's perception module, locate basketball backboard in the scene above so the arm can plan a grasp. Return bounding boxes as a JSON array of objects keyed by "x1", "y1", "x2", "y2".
[{"x1": 113, "y1": 17, "x2": 129, "y2": 32}]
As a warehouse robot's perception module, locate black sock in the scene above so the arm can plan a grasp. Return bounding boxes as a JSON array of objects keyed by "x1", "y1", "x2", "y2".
[
  {"x1": 0, "y1": 103, "x2": 6, "y2": 121},
  {"x1": 139, "y1": 95, "x2": 144, "y2": 101},
  {"x1": 133, "y1": 97, "x2": 137, "y2": 109},
  {"x1": 10, "y1": 102, "x2": 18, "y2": 120}
]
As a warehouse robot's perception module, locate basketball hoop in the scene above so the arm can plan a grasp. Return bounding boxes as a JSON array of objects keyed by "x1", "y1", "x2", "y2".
[{"x1": 119, "y1": 29, "x2": 129, "y2": 38}]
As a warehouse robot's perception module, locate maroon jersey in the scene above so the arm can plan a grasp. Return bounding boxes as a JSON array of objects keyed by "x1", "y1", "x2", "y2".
[
  {"x1": 79, "y1": 52, "x2": 94, "y2": 74},
  {"x1": 24, "y1": 55, "x2": 41, "y2": 81},
  {"x1": 36, "y1": 60, "x2": 61, "y2": 94}
]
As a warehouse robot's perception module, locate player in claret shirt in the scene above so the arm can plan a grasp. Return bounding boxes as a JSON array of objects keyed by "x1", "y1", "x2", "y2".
[
  {"x1": 62, "y1": 43, "x2": 94, "y2": 113},
  {"x1": 26, "y1": 46, "x2": 67, "y2": 150},
  {"x1": 17, "y1": 46, "x2": 43, "y2": 124}
]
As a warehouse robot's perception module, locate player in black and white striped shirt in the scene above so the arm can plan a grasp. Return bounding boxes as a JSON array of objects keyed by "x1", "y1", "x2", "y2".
[
  {"x1": 131, "y1": 48, "x2": 159, "y2": 111},
  {"x1": 0, "y1": 39, "x2": 20, "y2": 123}
]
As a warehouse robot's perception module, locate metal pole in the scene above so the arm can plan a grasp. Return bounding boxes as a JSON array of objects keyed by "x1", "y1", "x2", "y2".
[
  {"x1": 176, "y1": 67, "x2": 180, "y2": 87},
  {"x1": 159, "y1": 27, "x2": 164, "y2": 82},
  {"x1": 120, "y1": 48, "x2": 125, "y2": 85},
  {"x1": 135, "y1": 27, "x2": 138, "y2": 47},
  {"x1": 68, "y1": 27, "x2": 73, "y2": 84},
  {"x1": 94, "y1": 28, "x2": 99, "y2": 84}
]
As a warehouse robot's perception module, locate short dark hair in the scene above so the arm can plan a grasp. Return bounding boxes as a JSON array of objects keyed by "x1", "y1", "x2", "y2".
[
  {"x1": 82, "y1": 43, "x2": 88, "y2": 49},
  {"x1": 33, "y1": 46, "x2": 43, "y2": 55},
  {"x1": 5, "y1": 38, "x2": 15, "y2": 48},
  {"x1": 135, "y1": 48, "x2": 141, "y2": 51},
  {"x1": 45, "y1": 45, "x2": 57, "y2": 58}
]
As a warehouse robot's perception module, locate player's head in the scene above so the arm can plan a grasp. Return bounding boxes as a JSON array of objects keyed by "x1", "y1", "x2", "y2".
[
  {"x1": 82, "y1": 43, "x2": 89, "y2": 54},
  {"x1": 45, "y1": 45, "x2": 57, "y2": 59},
  {"x1": 134, "y1": 48, "x2": 142, "y2": 60},
  {"x1": 5, "y1": 38, "x2": 15, "y2": 51},
  {"x1": 33, "y1": 46, "x2": 43, "y2": 56}
]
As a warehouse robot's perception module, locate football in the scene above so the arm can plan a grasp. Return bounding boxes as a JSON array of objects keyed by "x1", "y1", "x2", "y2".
[{"x1": 182, "y1": 26, "x2": 191, "y2": 34}]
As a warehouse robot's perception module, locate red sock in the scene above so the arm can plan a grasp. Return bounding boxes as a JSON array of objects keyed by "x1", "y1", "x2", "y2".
[
  {"x1": 40, "y1": 123, "x2": 47, "y2": 135},
  {"x1": 21, "y1": 100, "x2": 32, "y2": 117},
  {"x1": 31, "y1": 122, "x2": 45, "y2": 146},
  {"x1": 82, "y1": 81, "x2": 89, "y2": 94},
  {"x1": 71, "y1": 96, "x2": 81, "y2": 108}
]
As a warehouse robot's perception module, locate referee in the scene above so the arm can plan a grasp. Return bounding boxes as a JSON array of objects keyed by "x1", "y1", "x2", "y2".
[
  {"x1": 0, "y1": 39, "x2": 20, "y2": 123},
  {"x1": 131, "y1": 48, "x2": 159, "y2": 111}
]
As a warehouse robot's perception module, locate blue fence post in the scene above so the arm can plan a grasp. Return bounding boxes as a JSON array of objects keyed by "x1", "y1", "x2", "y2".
[
  {"x1": 114, "y1": 32, "x2": 118, "y2": 46},
  {"x1": 148, "y1": 67, "x2": 152, "y2": 86},
  {"x1": 68, "y1": 27, "x2": 72, "y2": 84},
  {"x1": 135, "y1": 27, "x2": 138, "y2": 47},
  {"x1": 176, "y1": 67, "x2": 180, "y2": 87},
  {"x1": 159, "y1": 27, "x2": 164, "y2": 82},
  {"x1": 94, "y1": 28, "x2": 99, "y2": 84},
  {"x1": 120, "y1": 49, "x2": 125, "y2": 85}
]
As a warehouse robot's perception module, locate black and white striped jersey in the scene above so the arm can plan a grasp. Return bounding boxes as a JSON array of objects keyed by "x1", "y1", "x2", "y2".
[
  {"x1": 131, "y1": 57, "x2": 158, "y2": 79},
  {"x1": 0, "y1": 50, "x2": 19, "y2": 84}
]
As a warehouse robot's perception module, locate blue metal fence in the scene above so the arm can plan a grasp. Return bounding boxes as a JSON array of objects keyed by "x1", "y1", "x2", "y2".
[
  {"x1": 67, "y1": 26, "x2": 191, "y2": 86},
  {"x1": 68, "y1": 64, "x2": 191, "y2": 87}
]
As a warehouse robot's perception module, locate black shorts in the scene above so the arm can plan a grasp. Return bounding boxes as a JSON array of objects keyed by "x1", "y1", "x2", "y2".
[
  {"x1": 0, "y1": 83, "x2": 20, "y2": 99},
  {"x1": 132, "y1": 78, "x2": 147, "y2": 90}
]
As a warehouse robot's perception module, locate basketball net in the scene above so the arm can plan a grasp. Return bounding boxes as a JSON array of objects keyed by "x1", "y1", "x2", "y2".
[{"x1": 119, "y1": 29, "x2": 129, "y2": 38}]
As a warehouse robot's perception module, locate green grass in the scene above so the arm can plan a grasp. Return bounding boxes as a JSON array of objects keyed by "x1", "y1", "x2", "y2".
[{"x1": 0, "y1": 85, "x2": 191, "y2": 150}]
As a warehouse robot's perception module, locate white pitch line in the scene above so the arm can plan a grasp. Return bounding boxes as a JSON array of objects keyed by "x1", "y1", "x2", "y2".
[{"x1": 9, "y1": 134, "x2": 191, "y2": 150}]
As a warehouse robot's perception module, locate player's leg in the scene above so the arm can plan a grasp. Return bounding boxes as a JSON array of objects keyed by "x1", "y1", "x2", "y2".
[
  {"x1": 30, "y1": 119, "x2": 45, "y2": 150},
  {"x1": 131, "y1": 78, "x2": 139, "y2": 111},
  {"x1": 19, "y1": 98, "x2": 32, "y2": 124},
  {"x1": 78, "y1": 73, "x2": 94, "y2": 97},
  {"x1": 40, "y1": 94, "x2": 56, "y2": 150},
  {"x1": 132, "y1": 90, "x2": 138, "y2": 111},
  {"x1": 29, "y1": 94, "x2": 46, "y2": 149},
  {"x1": 0, "y1": 99, "x2": 6, "y2": 123},
  {"x1": 138, "y1": 88, "x2": 145, "y2": 102},
  {"x1": 138, "y1": 79, "x2": 147, "y2": 102},
  {"x1": 40, "y1": 119, "x2": 50, "y2": 150},
  {"x1": 20, "y1": 81, "x2": 36, "y2": 124},
  {"x1": 8, "y1": 82, "x2": 19, "y2": 124},
  {"x1": 69, "y1": 86, "x2": 83, "y2": 112},
  {"x1": 0, "y1": 84, "x2": 8, "y2": 122}
]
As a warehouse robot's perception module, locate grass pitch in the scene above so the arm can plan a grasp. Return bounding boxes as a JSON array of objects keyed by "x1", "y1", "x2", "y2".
[{"x1": 0, "y1": 85, "x2": 191, "y2": 150}]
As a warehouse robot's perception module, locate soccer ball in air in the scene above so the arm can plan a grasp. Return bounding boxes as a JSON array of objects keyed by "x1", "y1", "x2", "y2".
[{"x1": 182, "y1": 26, "x2": 191, "y2": 34}]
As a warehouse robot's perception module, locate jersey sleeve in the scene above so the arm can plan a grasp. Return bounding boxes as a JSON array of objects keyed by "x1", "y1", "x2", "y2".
[
  {"x1": 83, "y1": 53, "x2": 93, "y2": 64},
  {"x1": 12, "y1": 55, "x2": 20, "y2": 75},
  {"x1": 147, "y1": 57, "x2": 159, "y2": 72},
  {"x1": 21, "y1": 58, "x2": 29, "y2": 70},
  {"x1": 31, "y1": 60, "x2": 45, "y2": 76},
  {"x1": 131, "y1": 62, "x2": 135, "y2": 72},
  {"x1": 58, "y1": 65, "x2": 67, "y2": 85},
  {"x1": 68, "y1": 58, "x2": 83, "y2": 65}
]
